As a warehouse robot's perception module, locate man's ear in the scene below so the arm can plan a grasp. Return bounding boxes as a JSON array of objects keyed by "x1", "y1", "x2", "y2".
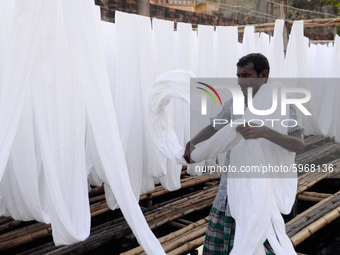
[{"x1": 259, "y1": 69, "x2": 269, "y2": 78}]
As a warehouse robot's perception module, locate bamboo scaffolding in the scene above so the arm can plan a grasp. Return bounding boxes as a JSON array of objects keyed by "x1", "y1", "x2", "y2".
[
  {"x1": 12, "y1": 184, "x2": 217, "y2": 255},
  {"x1": 297, "y1": 159, "x2": 340, "y2": 194},
  {"x1": 88, "y1": 185, "x2": 104, "y2": 197},
  {"x1": 299, "y1": 191, "x2": 331, "y2": 199},
  {"x1": 304, "y1": 135, "x2": 331, "y2": 147},
  {"x1": 0, "y1": 223, "x2": 47, "y2": 242},
  {"x1": 121, "y1": 217, "x2": 209, "y2": 255},
  {"x1": 1, "y1": 173, "x2": 214, "y2": 251},
  {"x1": 162, "y1": 225, "x2": 207, "y2": 253},
  {"x1": 40, "y1": 200, "x2": 214, "y2": 255},
  {"x1": 287, "y1": 190, "x2": 340, "y2": 227},
  {"x1": 286, "y1": 192, "x2": 340, "y2": 237},
  {"x1": 290, "y1": 206, "x2": 340, "y2": 247},
  {"x1": 167, "y1": 235, "x2": 205, "y2": 255},
  {"x1": 0, "y1": 227, "x2": 52, "y2": 251},
  {"x1": 297, "y1": 194, "x2": 324, "y2": 203},
  {"x1": 0, "y1": 217, "x2": 12, "y2": 226},
  {"x1": 139, "y1": 176, "x2": 218, "y2": 201},
  {"x1": 296, "y1": 143, "x2": 340, "y2": 165},
  {"x1": 0, "y1": 195, "x2": 124, "y2": 251},
  {"x1": 0, "y1": 220, "x2": 22, "y2": 233}
]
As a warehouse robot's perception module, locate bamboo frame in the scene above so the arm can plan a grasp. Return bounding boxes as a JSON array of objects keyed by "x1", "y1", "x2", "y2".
[
  {"x1": 167, "y1": 235, "x2": 205, "y2": 255},
  {"x1": 291, "y1": 206, "x2": 340, "y2": 246}
]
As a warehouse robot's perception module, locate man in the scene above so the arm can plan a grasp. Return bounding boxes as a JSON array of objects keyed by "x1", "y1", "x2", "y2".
[{"x1": 184, "y1": 53, "x2": 305, "y2": 254}]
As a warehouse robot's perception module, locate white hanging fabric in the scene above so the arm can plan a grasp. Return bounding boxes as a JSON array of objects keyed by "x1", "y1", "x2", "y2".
[
  {"x1": 1, "y1": 0, "x2": 340, "y2": 251},
  {"x1": 269, "y1": 20, "x2": 285, "y2": 78},
  {"x1": 59, "y1": 2, "x2": 165, "y2": 253},
  {"x1": 0, "y1": 1, "x2": 165, "y2": 253},
  {"x1": 195, "y1": 25, "x2": 215, "y2": 77},
  {"x1": 241, "y1": 26, "x2": 258, "y2": 57}
]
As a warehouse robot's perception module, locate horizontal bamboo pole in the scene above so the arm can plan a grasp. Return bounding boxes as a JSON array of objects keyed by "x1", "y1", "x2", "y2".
[
  {"x1": 297, "y1": 190, "x2": 332, "y2": 202},
  {"x1": 286, "y1": 191, "x2": 340, "y2": 236},
  {"x1": 139, "y1": 175, "x2": 218, "y2": 200},
  {"x1": 167, "y1": 235, "x2": 205, "y2": 255},
  {"x1": 88, "y1": 185, "x2": 104, "y2": 197},
  {"x1": 162, "y1": 225, "x2": 207, "y2": 253},
  {"x1": 0, "y1": 227, "x2": 52, "y2": 250},
  {"x1": 89, "y1": 194, "x2": 105, "y2": 204},
  {"x1": 300, "y1": 191, "x2": 331, "y2": 198},
  {"x1": 0, "y1": 217, "x2": 12, "y2": 226},
  {"x1": 291, "y1": 206, "x2": 340, "y2": 246},
  {"x1": 0, "y1": 223, "x2": 47, "y2": 242},
  {"x1": 297, "y1": 194, "x2": 322, "y2": 202},
  {"x1": 285, "y1": 190, "x2": 339, "y2": 227},
  {"x1": 121, "y1": 217, "x2": 209, "y2": 255},
  {"x1": 297, "y1": 168, "x2": 340, "y2": 195},
  {"x1": 0, "y1": 220, "x2": 22, "y2": 233},
  {"x1": 168, "y1": 221, "x2": 187, "y2": 229}
]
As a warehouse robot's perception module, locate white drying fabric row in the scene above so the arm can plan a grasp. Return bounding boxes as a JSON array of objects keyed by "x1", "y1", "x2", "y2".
[
  {"x1": 0, "y1": 1, "x2": 164, "y2": 254},
  {"x1": 0, "y1": 2, "x2": 340, "y2": 253}
]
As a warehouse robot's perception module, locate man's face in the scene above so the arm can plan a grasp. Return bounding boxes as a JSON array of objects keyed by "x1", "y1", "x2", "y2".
[{"x1": 236, "y1": 62, "x2": 266, "y2": 97}]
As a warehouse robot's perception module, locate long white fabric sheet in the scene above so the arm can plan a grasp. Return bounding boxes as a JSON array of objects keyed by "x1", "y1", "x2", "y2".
[{"x1": 0, "y1": 1, "x2": 164, "y2": 253}]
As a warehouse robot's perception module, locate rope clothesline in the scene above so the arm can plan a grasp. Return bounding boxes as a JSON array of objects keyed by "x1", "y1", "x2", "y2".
[
  {"x1": 266, "y1": 0, "x2": 339, "y2": 18},
  {"x1": 199, "y1": 0, "x2": 338, "y2": 22}
]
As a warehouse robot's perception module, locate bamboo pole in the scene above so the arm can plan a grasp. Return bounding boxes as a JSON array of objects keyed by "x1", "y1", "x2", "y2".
[
  {"x1": 0, "y1": 217, "x2": 12, "y2": 226},
  {"x1": 0, "y1": 223, "x2": 47, "y2": 242},
  {"x1": 300, "y1": 191, "x2": 331, "y2": 199},
  {"x1": 162, "y1": 225, "x2": 207, "y2": 253},
  {"x1": 0, "y1": 220, "x2": 22, "y2": 233},
  {"x1": 168, "y1": 221, "x2": 187, "y2": 229},
  {"x1": 139, "y1": 177, "x2": 216, "y2": 200},
  {"x1": 30, "y1": 187, "x2": 215, "y2": 255},
  {"x1": 297, "y1": 168, "x2": 340, "y2": 195},
  {"x1": 290, "y1": 206, "x2": 340, "y2": 246},
  {"x1": 297, "y1": 194, "x2": 324, "y2": 203},
  {"x1": 121, "y1": 217, "x2": 209, "y2": 255},
  {"x1": 89, "y1": 194, "x2": 105, "y2": 204},
  {"x1": 286, "y1": 192, "x2": 340, "y2": 237},
  {"x1": 0, "y1": 227, "x2": 52, "y2": 250},
  {"x1": 167, "y1": 235, "x2": 205, "y2": 255},
  {"x1": 287, "y1": 190, "x2": 340, "y2": 227},
  {"x1": 88, "y1": 185, "x2": 104, "y2": 197}
]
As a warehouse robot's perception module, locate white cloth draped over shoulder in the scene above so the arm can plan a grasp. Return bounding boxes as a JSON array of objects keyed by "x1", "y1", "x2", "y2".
[{"x1": 192, "y1": 82, "x2": 297, "y2": 255}]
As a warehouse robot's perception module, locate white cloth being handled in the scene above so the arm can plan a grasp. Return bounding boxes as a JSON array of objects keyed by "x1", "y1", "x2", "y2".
[
  {"x1": 192, "y1": 82, "x2": 297, "y2": 255},
  {"x1": 148, "y1": 70, "x2": 194, "y2": 166}
]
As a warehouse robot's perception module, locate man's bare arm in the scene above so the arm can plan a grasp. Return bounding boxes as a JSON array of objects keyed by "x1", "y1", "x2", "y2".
[
  {"x1": 236, "y1": 124, "x2": 305, "y2": 154},
  {"x1": 184, "y1": 125, "x2": 218, "y2": 163}
]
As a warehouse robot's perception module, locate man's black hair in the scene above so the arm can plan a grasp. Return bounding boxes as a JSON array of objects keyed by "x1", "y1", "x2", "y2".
[{"x1": 236, "y1": 53, "x2": 270, "y2": 76}]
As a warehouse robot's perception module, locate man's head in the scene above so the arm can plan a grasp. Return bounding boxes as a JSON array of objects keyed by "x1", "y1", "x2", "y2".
[{"x1": 236, "y1": 53, "x2": 270, "y2": 97}]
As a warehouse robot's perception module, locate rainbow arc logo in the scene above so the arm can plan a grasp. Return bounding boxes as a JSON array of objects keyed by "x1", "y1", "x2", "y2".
[{"x1": 196, "y1": 82, "x2": 222, "y2": 106}]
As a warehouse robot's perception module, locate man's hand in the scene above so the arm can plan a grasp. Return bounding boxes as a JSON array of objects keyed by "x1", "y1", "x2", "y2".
[
  {"x1": 184, "y1": 142, "x2": 195, "y2": 164},
  {"x1": 236, "y1": 122, "x2": 268, "y2": 140}
]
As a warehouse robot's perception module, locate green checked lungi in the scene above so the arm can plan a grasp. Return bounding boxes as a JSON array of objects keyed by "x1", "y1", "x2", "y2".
[{"x1": 202, "y1": 207, "x2": 275, "y2": 255}]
